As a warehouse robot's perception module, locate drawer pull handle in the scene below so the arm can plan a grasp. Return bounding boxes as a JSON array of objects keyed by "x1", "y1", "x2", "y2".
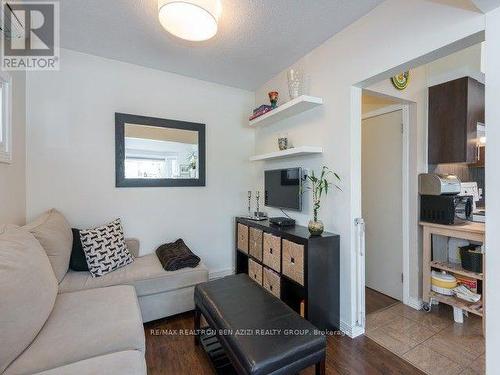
[
  {"x1": 291, "y1": 257, "x2": 295, "y2": 264},
  {"x1": 270, "y1": 285, "x2": 273, "y2": 291},
  {"x1": 254, "y1": 274, "x2": 257, "y2": 279}
]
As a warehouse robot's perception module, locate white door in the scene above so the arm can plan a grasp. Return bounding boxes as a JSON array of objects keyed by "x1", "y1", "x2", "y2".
[{"x1": 362, "y1": 109, "x2": 403, "y2": 300}]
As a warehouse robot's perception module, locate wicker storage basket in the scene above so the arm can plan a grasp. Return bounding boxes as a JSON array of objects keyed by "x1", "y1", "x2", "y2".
[
  {"x1": 237, "y1": 224, "x2": 248, "y2": 253},
  {"x1": 263, "y1": 233, "x2": 281, "y2": 272},
  {"x1": 249, "y1": 227, "x2": 263, "y2": 261},
  {"x1": 282, "y1": 239, "x2": 304, "y2": 285},
  {"x1": 248, "y1": 258, "x2": 263, "y2": 285},
  {"x1": 263, "y1": 267, "x2": 281, "y2": 298}
]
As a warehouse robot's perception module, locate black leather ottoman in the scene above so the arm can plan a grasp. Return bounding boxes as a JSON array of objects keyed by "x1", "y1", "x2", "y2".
[{"x1": 194, "y1": 274, "x2": 327, "y2": 375}]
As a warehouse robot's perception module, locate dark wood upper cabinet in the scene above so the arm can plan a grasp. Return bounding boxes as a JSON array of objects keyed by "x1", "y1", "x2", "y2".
[{"x1": 428, "y1": 77, "x2": 484, "y2": 164}]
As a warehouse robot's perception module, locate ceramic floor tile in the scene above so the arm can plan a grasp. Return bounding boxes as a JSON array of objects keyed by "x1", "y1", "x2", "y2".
[
  {"x1": 459, "y1": 367, "x2": 484, "y2": 375},
  {"x1": 365, "y1": 316, "x2": 432, "y2": 355},
  {"x1": 365, "y1": 307, "x2": 400, "y2": 333},
  {"x1": 385, "y1": 303, "x2": 453, "y2": 333},
  {"x1": 438, "y1": 320, "x2": 484, "y2": 353},
  {"x1": 403, "y1": 344, "x2": 465, "y2": 375},
  {"x1": 384, "y1": 317, "x2": 436, "y2": 344},
  {"x1": 366, "y1": 328, "x2": 418, "y2": 355},
  {"x1": 365, "y1": 303, "x2": 484, "y2": 375},
  {"x1": 423, "y1": 326, "x2": 484, "y2": 368},
  {"x1": 468, "y1": 354, "x2": 485, "y2": 374}
]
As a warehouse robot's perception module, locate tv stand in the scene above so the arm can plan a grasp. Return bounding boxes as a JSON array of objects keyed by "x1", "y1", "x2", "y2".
[{"x1": 235, "y1": 217, "x2": 340, "y2": 331}]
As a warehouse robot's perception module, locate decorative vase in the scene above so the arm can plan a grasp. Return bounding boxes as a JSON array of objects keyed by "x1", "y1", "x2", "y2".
[
  {"x1": 268, "y1": 91, "x2": 279, "y2": 108},
  {"x1": 308, "y1": 220, "x2": 324, "y2": 236},
  {"x1": 287, "y1": 68, "x2": 303, "y2": 99}
]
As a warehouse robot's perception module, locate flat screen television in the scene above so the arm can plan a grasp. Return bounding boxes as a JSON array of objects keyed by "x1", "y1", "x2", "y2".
[{"x1": 264, "y1": 168, "x2": 302, "y2": 211}]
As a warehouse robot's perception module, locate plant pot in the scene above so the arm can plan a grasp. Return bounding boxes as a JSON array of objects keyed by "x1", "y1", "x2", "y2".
[{"x1": 308, "y1": 220, "x2": 324, "y2": 236}]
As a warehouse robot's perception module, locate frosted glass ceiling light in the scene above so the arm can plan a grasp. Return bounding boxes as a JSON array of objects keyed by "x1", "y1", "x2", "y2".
[{"x1": 158, "y1": 0, "x2": 221, "y2": 41}]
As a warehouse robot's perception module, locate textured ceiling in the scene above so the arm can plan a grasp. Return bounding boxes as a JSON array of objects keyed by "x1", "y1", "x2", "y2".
[
  {"x1": 59, "y1": 0, "x2": 383, "y2": 90},
  {"x1": 471, "y1": 0, "x2": 500, "y2": 12}
]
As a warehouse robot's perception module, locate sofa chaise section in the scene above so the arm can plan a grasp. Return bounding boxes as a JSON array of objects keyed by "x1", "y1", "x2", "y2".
[
  {"x1": 5, "y1": 285, "x2": 145, "y2": 375},
  {"x1": 59, "y1": 248, "x2": 209, "y2": 322}
]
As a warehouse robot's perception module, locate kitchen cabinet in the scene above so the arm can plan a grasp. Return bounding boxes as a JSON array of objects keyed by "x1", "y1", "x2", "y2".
[{"x1": 428, "y1": 77, "x2": 485, "y2": 164}]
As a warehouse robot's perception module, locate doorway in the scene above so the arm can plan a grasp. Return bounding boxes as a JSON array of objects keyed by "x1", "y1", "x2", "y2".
[
  {"x1": 362, "y1": 93, "x2": 410, "y2": 312},
  {"x1": 362, "y1": 100, "x2": 404, "y2": 302}
]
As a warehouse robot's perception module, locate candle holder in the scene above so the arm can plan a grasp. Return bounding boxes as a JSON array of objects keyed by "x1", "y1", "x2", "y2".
[
  {"x1": 253, "y1": 191, "x2": 267, "y2": 220},
  {"x1": 255, "y1": 191, "x2": 261, "y2": 216},
  {"x1": 245, "y1": 190, "x2": 267, "y2": 221},
  {"x1": 247, "y1": 191, "x2": 252, "y2": 218}
]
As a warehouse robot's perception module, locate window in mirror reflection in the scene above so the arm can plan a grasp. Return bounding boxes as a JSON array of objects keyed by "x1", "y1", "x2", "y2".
[{"x1": 124, "y1": 124, "x2": 199, "y2": 179}]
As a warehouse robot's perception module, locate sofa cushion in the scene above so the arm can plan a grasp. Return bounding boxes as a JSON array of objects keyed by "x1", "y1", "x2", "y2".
[
  {"x1": 80, "y1": 219, "x2": 134, "y2": 277},
  {"x1": 0, "y1": 224, "x2": 19, "y2": 234},
  {"x1": 33, "y1": 351, "x2": 146, "y2": 375},
  {"x1": 0, "y1": 229, "x2": 58, "y2": 373},
  {"x1": 4, "y1": 285, "x2": 145, "y2": 375},
  {"x1": 23, "y1": 209, "x2": 73, "y2": 282},
  {"x1": 59, "y1": 253, "x2": 208, "y2": 296}
]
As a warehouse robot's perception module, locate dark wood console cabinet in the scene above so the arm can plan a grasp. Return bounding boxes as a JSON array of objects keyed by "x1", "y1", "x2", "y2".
[{"x1": 235, "y1": 217, "x2": 340, "y2": 331}]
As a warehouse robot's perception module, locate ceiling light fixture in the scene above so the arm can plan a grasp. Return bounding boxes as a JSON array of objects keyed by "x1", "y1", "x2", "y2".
[{"x1": 158, "y1": 0, "x2": 221, "y2": 42}]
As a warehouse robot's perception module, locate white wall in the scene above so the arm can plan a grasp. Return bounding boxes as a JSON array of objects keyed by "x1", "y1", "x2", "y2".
[
  {"x1": 426, "y1": 43, "x2": 483, "y2": 85},
  {"x1": 485, "y1": 6, "x2": 500, "y2": 373},
  {"x1": 0, "y1": 71, "x2": 26, "y2": 226},
  {"x1": 26, "y1": 49, "x2": 254, "y2": 276},
  {"x1": 254, "y1": 0, "x2": 484, "y2": 335}
]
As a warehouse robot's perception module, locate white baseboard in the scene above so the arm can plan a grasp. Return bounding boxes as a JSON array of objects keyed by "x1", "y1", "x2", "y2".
[
  {"x1": 209, "y1": 268, "x2": 234, "y2": 280},
  {"x1": 407, "y1": 297, "x2": 423, "y2": 310},
  {"x1": 340, "y1": 320, "x2": 365, "y2": 338}
]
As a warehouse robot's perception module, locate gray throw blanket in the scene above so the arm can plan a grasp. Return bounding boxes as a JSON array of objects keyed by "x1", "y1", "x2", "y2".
[{"x1": 155, "y1": 239, "x2": 200, "y2": 271}]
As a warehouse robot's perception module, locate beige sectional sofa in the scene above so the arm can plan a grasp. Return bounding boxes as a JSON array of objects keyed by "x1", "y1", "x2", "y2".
[{"x1": 0, "y1": 210, "x2": 209, "y2": 375}]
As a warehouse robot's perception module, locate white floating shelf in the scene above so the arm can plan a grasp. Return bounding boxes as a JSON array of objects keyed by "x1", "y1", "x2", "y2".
[
  {"x1": 249, "y1": 95, "x2": 323, "y2": 127},
  {"x1": 249, "y1": 146, "x2": 323, "y2": 161}
]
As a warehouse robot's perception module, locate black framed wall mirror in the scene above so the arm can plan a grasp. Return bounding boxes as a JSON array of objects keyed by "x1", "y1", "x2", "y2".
[{"x1": 115, "y1": 113, "x2": 206, "y2": 187}]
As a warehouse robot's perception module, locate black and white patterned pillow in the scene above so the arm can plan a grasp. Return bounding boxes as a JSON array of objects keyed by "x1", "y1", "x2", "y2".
[{"x1": 80, "y1": 219, "x2": 134, "y2": 277}]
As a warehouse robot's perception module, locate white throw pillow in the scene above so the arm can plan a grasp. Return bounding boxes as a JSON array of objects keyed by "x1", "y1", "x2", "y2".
[{"x1": 80, "y1": 219, "x2": 134, "y2": 277}]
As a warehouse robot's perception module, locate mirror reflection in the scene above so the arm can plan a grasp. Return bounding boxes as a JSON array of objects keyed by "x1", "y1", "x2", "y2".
[{"x1": 124, "y1": 124, "x2": 199, "y2": 180}]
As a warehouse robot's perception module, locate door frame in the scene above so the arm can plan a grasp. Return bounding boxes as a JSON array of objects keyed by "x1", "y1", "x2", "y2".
[
  {"x1": 348, "y1": 32, "x2": 484, "y2": 338},
  {"x1": 361, "y1": 103, "x2": 411, "y2": 306}
]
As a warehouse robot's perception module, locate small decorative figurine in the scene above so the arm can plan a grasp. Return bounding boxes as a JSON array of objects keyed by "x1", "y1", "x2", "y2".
[
  {"x1": 278, "y1": 136, "x2": 288, "y2": 151},
  {"x1": 268, "y1": 91, "x2": 279, "y2": 109}
]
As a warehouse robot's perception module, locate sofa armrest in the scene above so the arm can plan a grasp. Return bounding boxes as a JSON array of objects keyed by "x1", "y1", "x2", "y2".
[{"x1": 125, "y1": 238, "x2": 140, "y2": 257}]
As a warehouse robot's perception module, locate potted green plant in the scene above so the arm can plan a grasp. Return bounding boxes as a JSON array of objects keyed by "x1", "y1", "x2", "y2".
[{"x1": 302, "y1": 166, "x2": 341, "y2": 236}]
